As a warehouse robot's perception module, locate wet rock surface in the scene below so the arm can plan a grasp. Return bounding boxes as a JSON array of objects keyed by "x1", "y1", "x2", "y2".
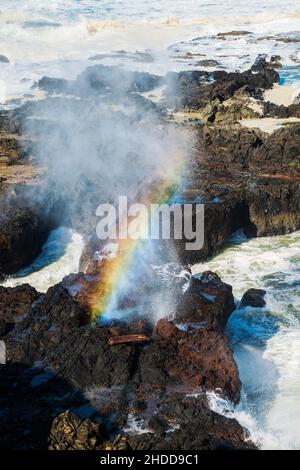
[
  {"x1": 175, "y1": 272, "x2": 235, "y2": 329},
  {"x1": 165, "y1": 56, "x2": 279, "y2": 111},
  {"x1": 0, "y1": 284, "x2": 41, "y2": 336},
  {"x1": 0, "y1": 363, "x2": 85, "y2": 450},
  {"x1": 241, "y1": 288, "x2": 267, "y2": 308},
  {"x1": 0, "y1": 54, "x2": 9, "y2": 63},
  {"x1": 0, "y1": 189, "x2": 55, "y2": 275},
  {"x1": 2, "y1": 268, "x2": 249, "y2": 449},
  {"x1": 175, "y1": 121, "x2": 300, "y2": 263}
]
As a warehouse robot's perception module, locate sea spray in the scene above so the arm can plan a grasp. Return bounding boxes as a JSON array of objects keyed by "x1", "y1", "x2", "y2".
[{"x1": 20, "y1": 63, "x2": 194, "y2": 321}]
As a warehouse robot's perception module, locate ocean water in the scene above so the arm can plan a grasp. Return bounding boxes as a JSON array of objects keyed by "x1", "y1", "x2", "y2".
[
  {"x1": 1, "y1": 227, "x2": 84, "y2": 292},
  {"x1": 0, "y1": 0, "x2": 300, "y2": 105},
  {"x1": 193, "y1": 231, "x2": 300, "y2": 449}
]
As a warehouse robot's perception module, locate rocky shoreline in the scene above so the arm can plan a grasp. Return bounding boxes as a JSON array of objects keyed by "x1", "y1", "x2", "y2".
[{"x1": 0, "y1": 56, "x2": 299, "y2": 450}]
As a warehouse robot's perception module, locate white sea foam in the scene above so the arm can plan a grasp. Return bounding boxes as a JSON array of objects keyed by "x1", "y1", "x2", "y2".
[
  {"x1": 1, "y1": 226, "x2": 84, "y2": 293},
  {"x1": 0, "y1": 1, "x2": 300, "y2": 104},
  {"x1": 194, "y1": 231, "x2": 300, "y2": 449},
  {"x1": 0, "y1": 340, "x2": 6, "y2": 364}
]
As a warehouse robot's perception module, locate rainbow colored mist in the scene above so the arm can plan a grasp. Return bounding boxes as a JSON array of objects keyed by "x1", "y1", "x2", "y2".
[{"x1": 88, "y1": 152, "x2": 186, "y2": 321}]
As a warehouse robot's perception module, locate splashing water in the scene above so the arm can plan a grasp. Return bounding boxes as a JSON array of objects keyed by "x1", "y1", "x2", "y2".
[
  {"x1": 194, "y1": 231, "x2": 300, "y2": 449},
  {"x1": 1, "y1": 227, "x2": 84, "y2": 293},
  {"x1": 0, "y1": 1, "x2": 299, "y2": 106},
  {"x1": 88, "y1": 152, "x2": 187, "y2": 321}
]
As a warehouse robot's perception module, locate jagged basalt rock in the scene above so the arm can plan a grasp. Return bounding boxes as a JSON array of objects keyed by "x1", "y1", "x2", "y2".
[
  {"x1": 6, "y1": 284, "x2": 90, "y2": 363},
  {"x1": 175, "y1": 271, "x2": 235, "y2": 330},
  {"x1": 45, "y1": 325, "x2": 140, "y2": 389},
  {"x1": 37, "y1": 65, "x2": 161, "y2": 97},
  {"x1": 49, "y1": 411, "x2": 102, "y2": 450},
  {"x1": 241, "y1": 288, "x2": 267, "y2": 308},
  {"x1": 0, "y1": 191, "x2": 54, "y2": 275},
  {"x1": 165, "y1": 57, "x2": 279, "y2": 110},
  {"x1": 0, "y1": 363, "x2": 87, "y2": 450},
  {"x1": 0, "y1": 115, "x2": 57, "y2": 275},
  {"x1": 176, "y1": 122, "x2": 300, "y2": 263},
  {"x1": 2, "y1": 58, "x2": 292, "y2": 451},
  {"x1": 101, "y1": 395, "x2": 255, "y2": 450},
  {"x1": 0, "y1": 284, "x2": 41, "y2": 336},
  {"x1": 139, "y1": 319, "x2": 240, "y2": 403}
]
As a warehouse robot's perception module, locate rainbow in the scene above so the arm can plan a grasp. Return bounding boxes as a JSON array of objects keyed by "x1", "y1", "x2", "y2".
[{"x1": 88, "y1": 153, "x2": 186, "y2": 321}]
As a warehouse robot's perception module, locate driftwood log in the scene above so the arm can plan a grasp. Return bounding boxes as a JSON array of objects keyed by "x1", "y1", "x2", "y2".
[{"x1": 107, "y1": 334, "x2": 150, "y2": 346}]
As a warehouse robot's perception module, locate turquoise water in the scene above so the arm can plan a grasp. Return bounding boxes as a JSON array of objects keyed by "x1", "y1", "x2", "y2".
[{"x1": 279, "y1": 66, "x2": 300, "y2": 86}]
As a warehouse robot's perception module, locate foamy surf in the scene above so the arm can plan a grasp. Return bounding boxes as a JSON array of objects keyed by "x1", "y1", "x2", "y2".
[
  {"x1": 194, "y1": 231, "x2": 300, "y2": 449},
  {"x1": 1, "y1": 226, "x2": 84, "y2": 293},
  {"x1": 0, "y1": 1, "x2": 300, "y2": 106}
]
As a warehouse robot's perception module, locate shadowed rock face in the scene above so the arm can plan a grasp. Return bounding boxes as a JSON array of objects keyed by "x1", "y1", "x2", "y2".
[
  {"x1": 49, "y1": 396, "x2": 255, "y2": 451},
  {"x1": 0, "y1": 191, "x2": 52, "y2": 275},
  {"x1": 0, "y1": 361, "x2": 252, "y2": 451},
  {"x1": 3, "y1": 266, "x2": 244, "y2": 450},
  {"x1": 174, "y1": 122, "x2": 300, "y2": 264},
  {"x1": 0, "y1": 284, "x2": 41, "y2": 337},
  {"x1": 0, "y1": 363, "x2": 87, "y2": 450}
]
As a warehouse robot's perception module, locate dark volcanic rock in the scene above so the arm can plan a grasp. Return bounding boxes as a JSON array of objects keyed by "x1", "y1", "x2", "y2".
[
  {"x1": 0, "y1": 284, "x2": 41, "y2": 336},
  {"x1": 0, "y1": 188, "x2": 57, "y2": 275},
  {"x1": 6, "y1": 268, "x2": 240, "y2": 402},
  {"x1": 0, "y1": 284, "x2": 40, "y2": 323},
  {"x1": 6, "y1": 282, "x2": 145, "y2": 389},
  {"x1": 103, "y1": 395, "x2": 255, "y2": 450},
  {"x1": 241, "y1": 288, "x2": 267, "y2": 308},
  {"x1": 263, "y1": 100, "x2": 300, "y2": 119},
  {"x1": 166, "y1": 57, "x2": 279, "y2": 110},
  {"x1": 141, "y1": 319, "x2": 241, "y2": 403},
  {"x1": 0, "y1": 55, "x2": 9, "y2": 63},
  {"x1": 3, "y1": 266, "x2": 247, "y2": 448},
  {"x1": 48, "y1": 394, "x2": 255, "y2": 450},
  {"x1": 6, "y1": 284, "x2": 90, "y2": 363},
  {"x1": 77, "y1": 65, "x2": 161, "y2": 94},
  {"x1": 197, "y1": 59, "x2": 220, "y2": 67},
  {"x1": 217, "y1": 31, "x2": 251, "y2": 37},
  {"x1": 0, "y1": 360, "x2": 252, "y2": 451},
  {"x1": 175, "y1": 271, "x2": 235, "y2": 330},
  {"x1": 37, "y1": 65, "x2": 161, "y2": 98},
  {"x1": 3, "y1": 59, "x2": 284, "y2": 451},
  {"x1": 175, "y1": 122, "x2": 300, "y2": 263},
  {"x1": 0, "y1": 363, "x2": 86, "y2": 450},
  {"x1": 45, "y1": 325, "x2": 139, "y2": 389}
]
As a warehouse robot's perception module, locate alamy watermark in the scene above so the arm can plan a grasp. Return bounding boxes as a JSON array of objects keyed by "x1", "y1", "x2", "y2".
[{"x1": 96, "y1": 196, "x2": 204, "y2": 251}]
